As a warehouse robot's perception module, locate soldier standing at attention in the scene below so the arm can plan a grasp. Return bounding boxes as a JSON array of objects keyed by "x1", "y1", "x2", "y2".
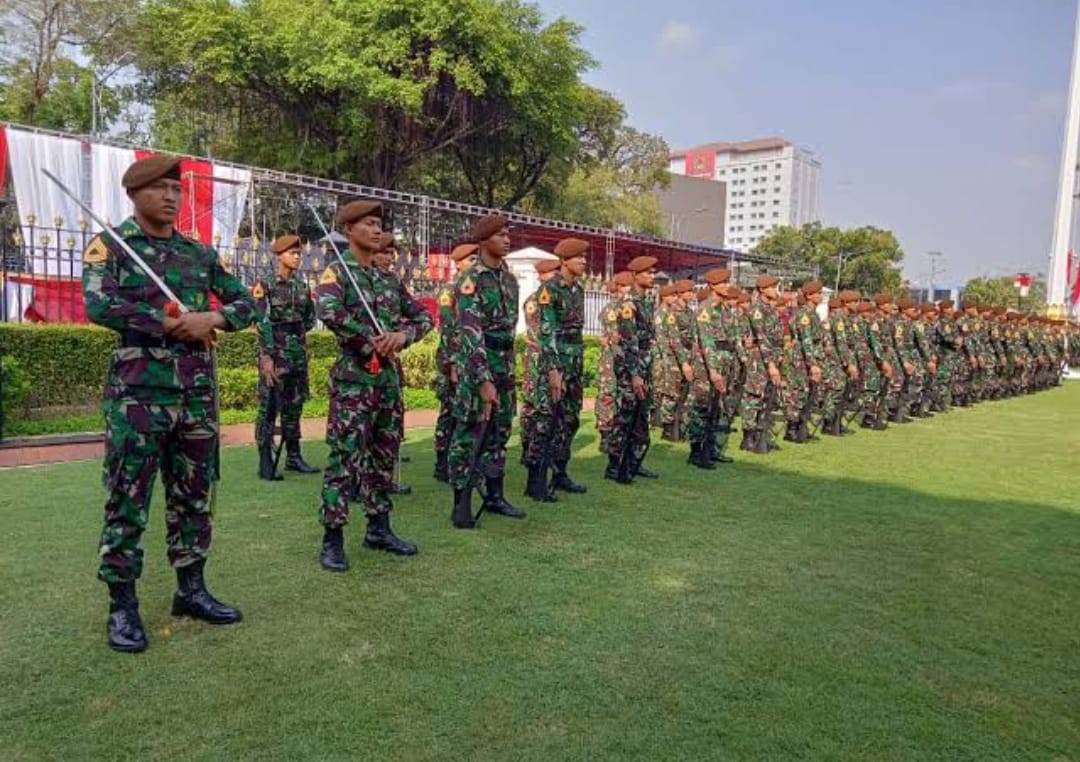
[
  {"x1": 83, "y1": 155, "x2": 259, "y2": 653},
  {"x1": 448, "y1": 215, "x2": 522, "y2": 529},
  {"x1": 741, "y1": 275, "x2": 784, "y2": 454},
  {"x1": 253, "y1": 234, "x2": 318, "y2": 481},
  {"x1": 627, "y1": 255, "x2": 661, "y2": 478},
  {"x1": 525, "y1": 237, "x2": 589, "y2": 501},
  {"x1": 654, "y1": 283, "x2": 685, "y2": 441},
  {"x1": 315, "y1": 199, "x2": 433, "y2": 570},
  {"x1": 687, "y1": 268, "x2": 737, "y2": 468},
  {"x1": 600, "y1": 271, "x2": 647, "y2": 483},
  {"x1": 433, "y1": 243, "x2": 478, "y2": 483},
  {"x1": 519, "y1": 258, "x2": 561, "y2": 464}
]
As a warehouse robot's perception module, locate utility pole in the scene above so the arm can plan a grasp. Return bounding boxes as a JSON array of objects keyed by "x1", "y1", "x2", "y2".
[{"x1": 928, "y1": 251, "x2": 944, "y2": 303}]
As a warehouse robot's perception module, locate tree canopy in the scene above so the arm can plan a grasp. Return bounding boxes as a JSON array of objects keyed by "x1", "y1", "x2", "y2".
[{"x1": 962, "y1": 275, "x2": 1046, "y2": 310}]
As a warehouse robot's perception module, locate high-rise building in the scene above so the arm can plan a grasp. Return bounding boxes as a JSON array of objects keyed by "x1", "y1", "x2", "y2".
[{"x1": 668, "y1": 137, "x2": 821, "y2": 250}]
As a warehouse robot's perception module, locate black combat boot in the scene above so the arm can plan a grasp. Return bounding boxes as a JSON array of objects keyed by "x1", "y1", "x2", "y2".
[
  {"x1": 783, "y1": 421, "x2": 803, "y2": 443},
  {"x1": 106, "y1": 581, "x2": 147, "y2": 653},
  {"x1": 740, "y1": 430, "x2": 758, "y2": 452},
  {"x1": 433, "y1": 449, "x2": 450, "y2": 483},
  {"x1": 258, "y1": 441, "x2": 283, "y2": 481},
  {"x1": 688, "y1": 441, "x2": 716, "y2": 470},
  {"x1": 799, "y1": 419, "x2": 818, "y2": 441},
  {"x1": 551, "y1": 460, "x2": 587, "y2": 494},
  {"x1": 451, "y1": 487, "x2": 477, "y2": 529},
  {"x1": 661, "y1": 421, "x2": 678, "y2": 442},
  {"x1": 389, "y1": 481, "x2": 412, "y2": 495},
  {"x1": 171, "y1": 560, "x2": 243, "y2": 624},
  {"x1": 285, "y1": 439, "x2": 319, "y2": 473},
  {"x1": 483, "y1": 475, "x2": 527, "y2": 519},
  {"x1": 320, "y1": 526, "x2": 349, "y2": 571},
  {"x1": 605, "y1": 455, "x2": 633, "y2": 484},
  {"x1": 363, "y1": 513, "x2": 418, "y2": 556},
  {"x1": 524, "y1": 464, "x2": 558, "y2": 503},
  {"x1": 753, "y1": 430, "x2": 772, "y2": 454}
]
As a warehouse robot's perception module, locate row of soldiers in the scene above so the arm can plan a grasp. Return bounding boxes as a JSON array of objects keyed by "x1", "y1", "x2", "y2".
[
  {"x1": 644, "y1": 273, "x2": 1076, "y2": 467},
  {"x1": 81, "y1": 154, "x2": 1075, "y2": 653}
]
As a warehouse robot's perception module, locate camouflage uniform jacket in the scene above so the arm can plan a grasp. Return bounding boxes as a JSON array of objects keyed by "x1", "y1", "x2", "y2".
[
  {"x1": 455, "y1": 257, "x2": 519, "y2": 383},
  {"x1": 253, "y1": 272, "x2": 315, "y2": 369},
  {"x1": 746, "y1": 299, "x2": 783, "y2": 367},
  {"x1": 316, "y1": 250, "x2": 432, "y2": 385},
  {"x1": 436, "y1": 282, "x2": 460, "y2": 377},
  {"x1": 82, "y1": 217, "x2": 257, "y2": 403},
  {"x1": 539, "y1": 273, "x2": 585, "y2": 374},
  {"x1": 793, "y1": 305, "x2": 825, "y2": 371}
]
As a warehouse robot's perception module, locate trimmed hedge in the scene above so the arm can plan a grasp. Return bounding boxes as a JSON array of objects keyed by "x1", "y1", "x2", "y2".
[{"x1": 0, "y1": 323, "x2": 600, "y2": 414}]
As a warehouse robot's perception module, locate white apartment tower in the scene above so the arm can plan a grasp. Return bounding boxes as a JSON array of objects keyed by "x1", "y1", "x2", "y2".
[{"x1": 668, "y1": 137, "x2": 821, "y2": 250}]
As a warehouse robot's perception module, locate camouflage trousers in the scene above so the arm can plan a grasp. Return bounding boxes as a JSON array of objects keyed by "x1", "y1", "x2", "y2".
[
  {"x1": 605, "y1": 380, "x2": 644, "y2": 463},
  {"x1": 525, "y1": 356, "x2": 584, "y2": 467},
  {"x1": 449, "y1": 372, "x2": 515, "y2": 489},
  {"x1": 320, "y1": 375, "x2": 402, "y2": 526},
  {"x1": 858, "y1": 359, "x2": 883, "y2": 417},
  {"x1": 881, "y1": 352, "x2": 904, "y2": 413},
  {"x1": 739, "y1": 354, "x2": 769, "y2": 433},
  {"x1": 687, "y1": 353, "x2": 738, "y2": 448},
  {"x1": 782, "y1": 351, "x2": 809, "y2": 424},
  {"x1": 518, "y1": 346, "x2": 541, "y2": 457},
  {"x1": 657, "y1": 360, "x2": 690, "y2": 430},
  {"x1": 255, "y1": 369, "x2": 308, "y2": 445},
  {"x1": 820, "y1": 360, "x2": 845, "y2": 421},
  {"x1": 97, "y1": 392, "x2": 218, "y2": 584},
  {"x1": 433, "y1": 367, "x2": 456, "y2": 456}
]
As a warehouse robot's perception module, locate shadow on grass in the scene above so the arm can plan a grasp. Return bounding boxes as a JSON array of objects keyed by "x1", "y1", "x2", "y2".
[{"x1": 0, "y1": 422, "x2": 1077, "y2": 761}]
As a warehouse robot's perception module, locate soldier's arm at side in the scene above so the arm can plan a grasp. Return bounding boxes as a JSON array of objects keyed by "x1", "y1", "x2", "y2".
[
  {"x1": 301, "y1": 282, "x2": 317, "y2": 332},
  {"x1": 456, "y1": 277, "x2": 494, "y2": 385},
  {"x1": 208, "y1": 247, "x2": 258, "y2": 331},
  {"x1": 538, "y1": 286, "x2": 561, "y2": 373},
  {"x1": 398, "y1": 282, "x2": 434, "y2": 347}
]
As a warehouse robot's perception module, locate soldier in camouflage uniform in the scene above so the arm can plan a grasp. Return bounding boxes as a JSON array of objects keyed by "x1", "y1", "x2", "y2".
[
  {"x1": 598, "y1": 271, "x2": 648, "y2": 483},
  {"x1": 626, "y1": 255, "x2": 661, "y2": 478},
  {"x1": 889, "y1": 298, "x2": 920, "y2": 422},
  {"x1": 954, "y1": 303, "x2": 980, "y2": 406},
  {"x1": 687, "y1": 269, "x2": 739, "y2": 468},
  {"x1": 449, "y1": 215, "x2": 522, "y2": 528},
  {"x1": 934, "y1": 300, "x2": 961, "y2": 409},
  {"x1": 911, "y1": 301, "x2": 939, "y2": 416},
  {"x1": 83, "y1": 155, "x2": 258, "y2": 653},
  {"x1": 741, "y1": 275, "x2": 784, "y2": 454},
  {"x1": 432, "y1": 243, "x2": 478, "y2": 482},
  {"x1": 848, "y1": 297, "x2": 890, "y2": 430},
  {"x1": 786, "y1": 283, "x2": 825, "y2": 443},
  {"x1": 525, "y1": 237, "x2": 590, "y2": 501},
  {"x1": 823, "y1": 293, "x2": 861, "y2": 436},
  {"x1": 315, "y1": 199, "x2": 433, "y2": 570},
  {"x1": 253, "y1": 234, "x2": 318, "y2": 481},
  {"x1": 654, "y1": 284, "x2": 684, "y2": 441},
  {"x1": 870, "y1": 294, "x2": 906, "y2": 423},
  {"x1": 519, "y1": 259, "x2": 561, "y2": 464}
]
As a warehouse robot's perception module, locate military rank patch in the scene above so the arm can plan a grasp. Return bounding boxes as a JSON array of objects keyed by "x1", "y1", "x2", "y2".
[
  {"x1": 461, "y1": 277, "x2": 475, "y2": 296},
  {"x1": 538, "y1": 287, "x2": 551, "y2": 305},
  {"x1": 698, "y1": 311, "x2": 710, "y2": 323},
  {"x1": 252, "y1": 282, "x2": 265, "y2": 299},
  {"x1": 320, "y1": 267, "x2": 338, "y2": 285},
  {"x1": 836, "y1": 321, "x2": 845, "y2": 331},
  {"x1": 654, "y1": 314, "x2": 663, "y2": 325},
  {"x1": 799, "y1": 314, "x2": 810, "y2": 326},
  {"x1": 82, "y1": 236, "x2": 109, "y2": 265},
  {"x1": 753, "y1": 309, "x2": 762, "y2": 320},
  {"x1": 870, "y1": 321, "x2": 879, "y2": 332},
  {"x1": 526, "y1": 301, "x2": 537, "y2": 315},
  {"x1": 895, "y1": 326, "x2": 903, "y2": 339},
  {"x1": 621, "y1": 304, "x2": 634, "y2": 319},
  {"x1": 605, "y1": 308, "x2": 617, "y2": 323},
  {"x1": 438, "y1": 291, "x2": 452, "y2": 307},
  {"x1": 667, "y1": 314, "x2": 677, "y2": 325}
]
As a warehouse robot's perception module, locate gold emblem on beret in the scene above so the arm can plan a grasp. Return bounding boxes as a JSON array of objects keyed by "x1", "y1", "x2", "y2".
[
  {"x1": 82, "y1": 236, "x2": 109, "y2": 265},
  {"x1": 320, "y1": 267, "x2": 338, "y2": 285}
]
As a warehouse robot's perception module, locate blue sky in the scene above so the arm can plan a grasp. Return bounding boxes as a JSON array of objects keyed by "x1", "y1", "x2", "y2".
[{"x1": 534, "y1": 0, "x2": 1076, "y2": 286}]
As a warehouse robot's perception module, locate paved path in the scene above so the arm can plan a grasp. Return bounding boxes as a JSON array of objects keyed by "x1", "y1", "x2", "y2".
[{"x1": 1, "y1": 399, "x2": 594, "y2": 468}]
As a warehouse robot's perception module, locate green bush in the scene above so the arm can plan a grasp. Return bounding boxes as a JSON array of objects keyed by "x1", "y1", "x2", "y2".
[{"x1": 1, "y1": 355, "x2": 32, "y2": 436}]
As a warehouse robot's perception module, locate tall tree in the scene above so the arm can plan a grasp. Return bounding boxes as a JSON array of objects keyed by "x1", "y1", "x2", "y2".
[
  {"x1": 753, "y1": 222, "x2": 905, "y2": 295},
  {"x1": 962, "y1": 275, "x2": 1046, "y2": 310}
]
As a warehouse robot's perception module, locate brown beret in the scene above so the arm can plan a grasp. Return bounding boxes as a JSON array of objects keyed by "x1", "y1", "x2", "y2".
[
  {"x1": 122, "y1": 155, "x2": 182, "y2": 191},
  {"x1": 659, "y1": 283, "x2": 679, "y2": 297},
  {"x1": 377, "y1": 232, "x2": 397, "y2": 252},
  {"x1": 270, "y1": 234, "x2": 301, "y2": 254},
  {"x1": 704, "y1": 268, "x2": 731, "y2": 285},
  {"x1": 897, "y1": 297, "x2": 915, "y2": 310},
  {"x1": 627, "y1": 255, "x2": 658, "y2": 273},
  {"x1": 855, "y1": 302, "x2": 875, "y2": 313},
  {"x1": 827, "y1": 297, "x2": 842, "y2": 310},
  {"x1": 675, "y1": 278, "x2": 694, "y2": 293},
  {"x1": 800, "y1": 280, "x2": 823, "y2": 296},
  {"x1": 450, "y1": 243, "x2": 478, "y2": 262},
  {"x1": 755, "y1": 274, "x2": 779, "y2": 289},
  {"x1": 839, "y1": 289, "x2": 861, "y2": 303},
  {"x1": 938, "y1": 299, "x2": 954, "y2": 309},
  {"x1": 993, "y1": 306, "x2": 1007, "y2": 315},
  {"x1": 554, "y1": 237, "x2": 589, "y2": 259},
  {"x1": 695, "y1": 286, "x2": 712, "y2": 301},
  {"x1": 737, "y1": 288, "x2": 751, "y2": 303},
  {"x1": 612, "y1": 271, "x2": 635, "y2": 287},
  {"x1": 920, "y1": 302, "x2": 938, "y2": 313},
  {"x1": 338, "y1": 199, "x2": 383, "y2": 225},
  {"x1": 872, "y1": 293, "x2": 892, "y2": 305},
  {"x1": 471, "y1": 214, "x2": 509, "y2": 242},
  {"x1": 535, "y1": 259, "x2": 561, "y2": 275}
]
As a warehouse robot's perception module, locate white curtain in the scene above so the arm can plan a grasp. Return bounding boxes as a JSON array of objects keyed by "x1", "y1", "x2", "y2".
[
  {"x1": 90, "y1": 143, "x2": 136, "y2": 229},
  {"x1": 7, "y1": 128, "x2": 87, "y2": 277},
  {"x1": 210, "y1": 163, "x2": 251, "y2": 254}
]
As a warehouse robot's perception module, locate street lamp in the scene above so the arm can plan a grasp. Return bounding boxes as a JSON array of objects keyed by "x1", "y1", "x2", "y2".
[
  {"x1": 91, "y1": 51, "x2": 135, "y2": 138},
  {"x1": 927, "y1": 250, "x2": 944, "y2": 303}
]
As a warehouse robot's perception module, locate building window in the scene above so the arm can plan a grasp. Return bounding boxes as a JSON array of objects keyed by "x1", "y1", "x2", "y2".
[
  {"x1": 774, "y1": 187, "x2": 781, "y2": 193},
  {"x1": 773, "y1": 212, "x2": 780, "y2": 218},
  {"x1": 774, "y1": 175, "x2": 781, "y2": 181},
  {"x1": 775, "y1": 162, "x2": 782, "y2": 169}
]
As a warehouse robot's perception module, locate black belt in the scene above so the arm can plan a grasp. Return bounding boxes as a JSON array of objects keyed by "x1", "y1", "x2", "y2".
[
  {"x1": 715, "y1": 340, "x2": 734, "y2": 350},
  {"x1": 557, "y1": 333, "x2": 583, "y2": 344},
  {"x1": 484, "y1": 335, "x2": 515, "y2": 352},
  {"x1": 120, "y1": 331, "x2": 205, "y2": 352}
]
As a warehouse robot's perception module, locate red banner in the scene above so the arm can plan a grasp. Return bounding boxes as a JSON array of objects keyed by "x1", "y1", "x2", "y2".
[
  {"x1": 0, "y1": 126, "x2": 8, "y2": 196},
  {"x1": 684, "y1": 149, "x2": 716, "y2": 178},
  {"x1": 6, "y1": 274, "x2": 86, "y2": 323}
]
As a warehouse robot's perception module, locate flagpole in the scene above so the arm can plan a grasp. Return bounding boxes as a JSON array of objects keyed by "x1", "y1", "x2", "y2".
[{"x1": 1049, "y1": 0, "x2": 1080, "y2": 313}]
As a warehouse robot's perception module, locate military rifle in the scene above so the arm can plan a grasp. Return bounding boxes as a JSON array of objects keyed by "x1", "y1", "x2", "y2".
[{"x1": 464, "y1": 414, "x2": 496, "y2": 523}]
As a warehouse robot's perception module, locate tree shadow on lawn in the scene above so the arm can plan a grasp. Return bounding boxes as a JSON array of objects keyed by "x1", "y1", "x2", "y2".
[{"x1": 0, "y1": 433, "x2": 1078, "y2": 761}]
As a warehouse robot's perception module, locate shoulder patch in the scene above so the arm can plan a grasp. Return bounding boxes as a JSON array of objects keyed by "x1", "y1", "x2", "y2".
[
  {"x1": 621, "y1": 303, "x2": 635, "y2": 319},
  {"x1": 836, "y1": 320, "x2": 845, "y2": 331},
  {"x1": 605, "y1": 308, "x2": 617, "y2": 323},
  {"x1": 526, "y1": 301, "x2": 537, "y2": 316},
  {"x1": 753, "y1": 309, "x2": 762, "y2": 320},
  {"x1": 799, "y1": 314, "x2": 810, "y2": 326},
  {"x1": 697, "y1": 311, "x2": 710, "y2": 323},
  {"x1": 438, "y1": 290, "x2": 452, "y2": 307},
  {"x1": 538, "y1": 287, "x2": 551, "y2": 305},
  {"x1": 82, "y1": 236, "x2": 109, "y2": 265},
  {"x1": 319, "y1": 267, "x2": 338, "y2": 285},
  {"x1": 870, "y1": 321, "x2": 879, "y2": 332},
  {"x1": 667, "y1": 314, "x2": 677, "y2": 325},
  {"x1": 252, "y1": 282, "x2": 265, "y2": 299},
  {"x1": 460, "y1": 277, "x2": 475, "y2": 296}
]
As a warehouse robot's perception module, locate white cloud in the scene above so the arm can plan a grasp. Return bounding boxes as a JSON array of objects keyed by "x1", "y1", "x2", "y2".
[{"x1": 658, "y1": 21, "x2": 699, "y2": 52}]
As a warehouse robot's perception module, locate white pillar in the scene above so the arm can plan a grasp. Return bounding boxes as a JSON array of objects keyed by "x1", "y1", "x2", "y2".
[
  {"x1": 504, "y1": 247, "x2": 558, "y2": 334},
  {"x1": 1049, "y1": 0, "x2": 1080, "y2": 308}
]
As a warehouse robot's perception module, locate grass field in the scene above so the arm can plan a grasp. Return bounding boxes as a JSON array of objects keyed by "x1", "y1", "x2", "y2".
[{"x1": 2, "y1": 385, "x2": 1079, "y2": 761}]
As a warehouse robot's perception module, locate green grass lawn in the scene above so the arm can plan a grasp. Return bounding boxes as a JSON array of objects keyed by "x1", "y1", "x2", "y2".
[{"x1": 2, "y1": 386, "x2": 1079, "y2": 761}]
